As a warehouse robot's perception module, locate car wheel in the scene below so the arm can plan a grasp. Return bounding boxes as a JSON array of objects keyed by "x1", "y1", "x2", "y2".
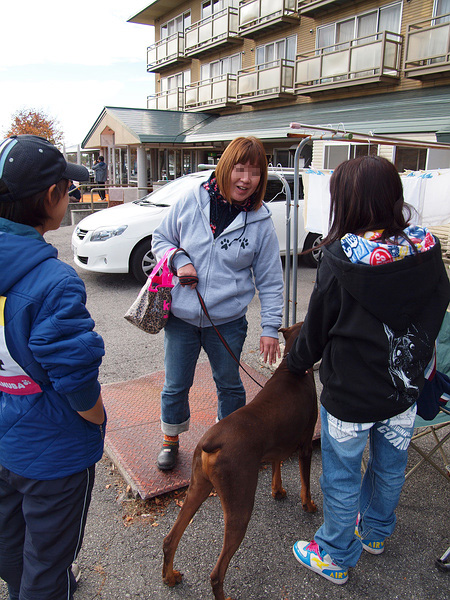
[
  {"x1": 130, "y1": 238, "x2": 157, "y2": 284},
  {"x1": 302, "y1": 233, "x2": 323, "y2": 268}
]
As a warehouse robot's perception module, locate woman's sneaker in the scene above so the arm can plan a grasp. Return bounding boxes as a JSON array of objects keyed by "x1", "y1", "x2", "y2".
[
  {"x1": 355, "y1": 516, "x2": 385, "y2": 554},
  {"x1": 355, "y1": 527, "x2": 385, "y2": 554},
  {"x1": 293, "y1": 540, "x2": 348, "y2": 584}
]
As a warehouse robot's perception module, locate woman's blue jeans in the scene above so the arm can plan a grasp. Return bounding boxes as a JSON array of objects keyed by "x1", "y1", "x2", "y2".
[
  {"x1": 314, "y1": 404, "x2": 417, "y2": 570},
  {"x1": 160, "y1": 314, "x2": 248, "y2": 436}
]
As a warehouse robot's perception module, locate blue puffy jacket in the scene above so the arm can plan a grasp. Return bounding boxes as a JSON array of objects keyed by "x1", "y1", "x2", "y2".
[{"x1": 0, "y1": 218, "x2": 105, "y2": 480}]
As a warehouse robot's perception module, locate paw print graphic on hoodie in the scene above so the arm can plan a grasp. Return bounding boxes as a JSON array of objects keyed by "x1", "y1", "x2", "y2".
[{"x1": 221, "y1": 237, "x2": 249, "y2": 250}]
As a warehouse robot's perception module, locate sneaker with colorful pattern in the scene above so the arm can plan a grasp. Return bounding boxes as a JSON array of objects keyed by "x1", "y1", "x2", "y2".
[
  {"x1": 355, "y1": 526, "x2": 385, "y2": 554},
  {"x1": 293, "y1": 540, "x2": 348, "y2": 584},
  {"x1": 355, "y1": 516, "x2": 385, "y2": 555}
]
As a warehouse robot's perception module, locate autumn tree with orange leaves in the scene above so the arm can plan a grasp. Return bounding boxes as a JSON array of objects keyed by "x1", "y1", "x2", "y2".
[{"x1": 6, "y1": 109, "x2": 64, "y2": 147}]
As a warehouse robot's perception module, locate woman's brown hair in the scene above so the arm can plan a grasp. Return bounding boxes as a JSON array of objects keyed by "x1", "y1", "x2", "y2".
[
  {"x1": 215, "y1": 136, "x2": 268, "y2": 209},
  {"x1": 324, "y1": 155, "x2": 411, "y2": 245}
]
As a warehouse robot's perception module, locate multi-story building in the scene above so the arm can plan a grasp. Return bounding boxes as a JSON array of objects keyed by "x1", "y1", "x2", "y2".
[{"x1": 82, "y1": 0, "x2": 450, "y2": 190}]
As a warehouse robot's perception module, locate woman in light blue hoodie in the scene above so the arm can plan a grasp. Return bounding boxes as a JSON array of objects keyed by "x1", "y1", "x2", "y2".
[{"x1": 152, "y1": 137, "x2": 284, "y2": 470}]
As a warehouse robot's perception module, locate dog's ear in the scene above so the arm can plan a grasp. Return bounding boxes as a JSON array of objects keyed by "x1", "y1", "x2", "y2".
[
  {"x1": 281, "y1": 322, "x2": 305, "y2": 352},
  {"x1": 280, "y1": 322, "x2": 304, "y2": 341}
]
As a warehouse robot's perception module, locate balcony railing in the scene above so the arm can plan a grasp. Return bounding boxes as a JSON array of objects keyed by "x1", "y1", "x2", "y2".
[
  {"x1": 297, "y1": 0, "x2": 353, "y2": 17},
  {"x1": 184, "y1": 74, "x2": 237, "y2": 111},
  {"x1": 295, "y1": 31, "x2": 402, "y2": 94},
  {"x1": 147, "y1": 88, "x2": 184, "y2": 111},
  {"x1": 185, "y1": 8, "x2": 242, "y2": 57},
  {"x1": 147, "y1": 32, "x2": 190, "y2": 72},
  {"x1": 404, "y1": 13, "x2": 450, "y2": 78},
  {"x1": 238, "y1": 0, "x2": 298, "y2": 37},
  {"x1": 237, "y1": 59, "x2": 295, "y2": 102}
]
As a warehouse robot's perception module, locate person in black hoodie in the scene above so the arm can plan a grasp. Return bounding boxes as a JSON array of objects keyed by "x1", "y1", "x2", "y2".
[{"x1": 288, "y1": 156, "x2": 450, "y2": 585}]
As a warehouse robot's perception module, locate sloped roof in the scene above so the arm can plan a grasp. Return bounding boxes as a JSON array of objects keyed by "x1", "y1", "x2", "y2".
[
  {"x1": 128, "y1": 0, "x2": 179, "y2": 26},
  {"x1": 82, "y1": 86, "x2": 450, "y2": 149},
  {"x1": 184, "y1": 86, "x2": 450, "y2": 143},
  {"x1": 82, "y1": 107, "x2": 215, "y2": 148}
]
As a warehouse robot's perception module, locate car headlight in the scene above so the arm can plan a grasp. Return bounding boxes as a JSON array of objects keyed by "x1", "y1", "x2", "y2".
[{"x1": 90, "y1": 225, "x2": 128, "y2": 242}]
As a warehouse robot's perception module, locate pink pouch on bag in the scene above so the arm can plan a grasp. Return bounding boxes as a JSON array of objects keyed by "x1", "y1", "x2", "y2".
[{"x1": 124, "y1": 248, "x2": 175, "y2": 334}]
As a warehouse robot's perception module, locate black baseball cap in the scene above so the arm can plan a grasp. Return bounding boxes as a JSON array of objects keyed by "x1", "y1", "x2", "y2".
[{"x1": 0, "y1": 134, "x2": 89, "y2": 203}]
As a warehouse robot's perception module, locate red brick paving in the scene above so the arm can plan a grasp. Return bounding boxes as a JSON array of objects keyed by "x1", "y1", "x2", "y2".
[{"x1": 102, "y1": 362, "x2": 320, "y2": 499}]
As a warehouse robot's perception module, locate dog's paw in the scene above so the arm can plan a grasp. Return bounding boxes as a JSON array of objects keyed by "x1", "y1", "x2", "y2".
[
  {"x1": 302, "y1": 499, "x2": 317, "y2": 513},
  {"x1": 272, "y1": 488, "x2": 287, "y2": 500},
  {"x1": 163, "y1": 570, "x2": 183, "y2": 587}
]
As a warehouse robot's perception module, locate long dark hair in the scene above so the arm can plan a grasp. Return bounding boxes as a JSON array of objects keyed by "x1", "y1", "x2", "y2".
[{"x1": 323, "y1": 155, "x2": 412, "y2": 246}]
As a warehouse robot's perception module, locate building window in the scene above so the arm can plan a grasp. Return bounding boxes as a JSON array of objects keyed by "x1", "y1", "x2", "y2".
[
  {"x1": 161, "y1": 11, "x2": 191, "y2": 39},
  {"x1": 202, "y1": 0, "x2": 237, "y2": 18},
  {"x1": 255, "y1": 35, "x2": 297, "y2": 67},
  {"x1": 324, "y1": 144, "x2": 378, "y2": 169},
  {"x1": 316, "y1": 2, "x2": 401, "y2": 50},
  {"x1": 394, "y1": 147, "x2": 427, "y2": 172},
  {"x1": 200, "y1": 53, "x2": 241, "y2": 79},
  {"x1": 160, "y1": 70, "x2": 191, "y2": 92},
  {"x1": 434, "y1": 0, "x2": 450, "y2": 23}
]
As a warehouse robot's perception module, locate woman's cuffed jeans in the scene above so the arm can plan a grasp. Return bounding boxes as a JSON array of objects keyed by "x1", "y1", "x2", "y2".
[
  {"x1": 160, "y1": 314, "x2": 248, "y2": 436},
  {"x1": 314, "y1": 403, "x2": 416, "y2": 570}
]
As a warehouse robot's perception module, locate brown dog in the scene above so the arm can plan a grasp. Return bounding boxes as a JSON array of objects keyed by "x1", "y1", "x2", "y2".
[{"x1": 162, "y1": 322, "x2": 318, "y2": 600}]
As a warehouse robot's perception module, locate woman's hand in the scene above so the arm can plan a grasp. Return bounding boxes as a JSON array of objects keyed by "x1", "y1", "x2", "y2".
[
  {"x1": 260, "y1": 336, "x2": 281, "y2": 366},
  {"x1": 177, "y1": 263, "x2": 198, "y2": 289}
]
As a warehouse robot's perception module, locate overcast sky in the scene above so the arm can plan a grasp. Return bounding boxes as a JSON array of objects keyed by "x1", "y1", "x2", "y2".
[{"x1": 0, "y1": 1, "x2": 155, "y2": 148}]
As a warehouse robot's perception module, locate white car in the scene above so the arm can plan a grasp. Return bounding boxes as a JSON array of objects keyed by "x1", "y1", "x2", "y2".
[{"x1": 72, "y1": 170, "x2": 322, "y2": 284}]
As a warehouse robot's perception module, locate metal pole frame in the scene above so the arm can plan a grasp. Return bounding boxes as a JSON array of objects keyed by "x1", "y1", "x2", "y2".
[
  {"x1": 288, "y1": 133, "x2": 353, "y2": 326},
  {"x1": 265, "y1": 170, "x2": 292, "y2": 328}
]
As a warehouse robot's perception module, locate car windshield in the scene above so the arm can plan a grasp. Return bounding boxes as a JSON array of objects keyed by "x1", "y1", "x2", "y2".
[
  {"x1": 264, "y1": 177, "x2": 304, "y2": 203},
  {"x1": 133, "y1": 172, "x2": 212, "y2": 207}
]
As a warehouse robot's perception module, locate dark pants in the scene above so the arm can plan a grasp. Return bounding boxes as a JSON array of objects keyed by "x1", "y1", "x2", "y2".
[
  {"x1": 0, "y1": 464, "x2": 95, "y2": 600},
  {"x1": 97, "y1": 182, "x2": 106, "y2": 200}
]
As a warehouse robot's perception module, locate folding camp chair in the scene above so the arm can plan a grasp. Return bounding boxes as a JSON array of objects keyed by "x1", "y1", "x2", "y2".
[
  {"x1": 436, "y1": 545, "x2": 450, "y2": 572},
  {"x1": 405, "y1": 404, "x2": 450, "y2": 482},
  {"x1": 360, "y1": 405, "x2": 450, "y2": 481}
]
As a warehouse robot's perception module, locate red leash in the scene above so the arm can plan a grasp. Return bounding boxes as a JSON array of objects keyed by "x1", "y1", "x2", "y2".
[{"x1": 177, "y1": 275, "x2": 264, "y2": 389}]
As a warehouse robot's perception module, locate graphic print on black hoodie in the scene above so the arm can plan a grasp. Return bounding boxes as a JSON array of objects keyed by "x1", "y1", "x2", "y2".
[{"x1": 383, "y1": 323, "x2": 431, "y2": 405}]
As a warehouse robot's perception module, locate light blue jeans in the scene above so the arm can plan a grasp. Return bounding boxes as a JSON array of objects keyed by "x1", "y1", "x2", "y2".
[
  {"x1": 160, "y1": 314, "x2": 248, "y2": 436},
  {"x1": 314, "y1": 403, "x2": 417, "y2": 569}
]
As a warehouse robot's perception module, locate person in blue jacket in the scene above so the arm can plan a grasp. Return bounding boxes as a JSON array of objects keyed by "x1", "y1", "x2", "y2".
[
  {"x1": 0, "y1": 135, "x2": 106, "y2": 599},
  {"x1": 68, "y1": 179, "x2": 82, "y2": 202},
  {"x1": 152, "y1": 136, "x2": 284, "y2": 470},
  {"x1": 92, "y1": 155, "x2": 107, "y2": 200}
]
